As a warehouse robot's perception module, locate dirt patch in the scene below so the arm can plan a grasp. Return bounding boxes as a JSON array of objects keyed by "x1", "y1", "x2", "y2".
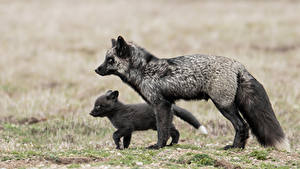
[
  {"x1": 0, "y1": 159, "x2": 50, "y2": 169},
  {"x1": 0, "y1": 157, "x2": 104, "y2": 168},
  {"x1": 18, "y1": 117, "x2": 47, "y2": 125},
  {"x1": 0, "y1": 116, "x2": 47, "y2": 125},
  {"x1": 214, "y1": 159, "x2": 241, "y2": 169},
  {"x1": 45, "y1": 156, "x2": 100, "y2": 165}
]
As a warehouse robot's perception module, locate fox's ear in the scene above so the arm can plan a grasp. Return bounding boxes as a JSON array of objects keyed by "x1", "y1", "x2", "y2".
[
  {"x1": 116, "y1": 36, "x2": 130, "y2": 58},
  {"x1": 106, "y1": 90, "x2": 113, "y2": 94},
  {"x1": 107, "y1": 90, "x2": 119, "y2": 100},
  {"x1": 111, "y1": 38, "x2": 117, "y2": 47}
]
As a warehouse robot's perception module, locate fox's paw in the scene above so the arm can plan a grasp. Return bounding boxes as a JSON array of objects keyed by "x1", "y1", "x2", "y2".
[
  {"x1": 167, "y1": 142, "x2": 178, "y2": 147},
  {"x1": 223, "y1": 144, "x2": 244, "y2": 150},
  {"x1": 116, "y1": 146, "x2": 123, "y2": 150},
  {"x1": 147, "y1": 144, "x2": 161, "y2": 149},
  {"x1": 223, "y1": 145, "x2": 234, "y2": 150}
]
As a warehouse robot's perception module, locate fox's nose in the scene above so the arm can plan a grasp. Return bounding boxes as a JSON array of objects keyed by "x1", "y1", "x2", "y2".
[
  {"x1": 95, "y1": 65, "x2": 106, "y2": 76},
  {"x1": 95, "y1": 66, "x2": 102, "y2": 74}
]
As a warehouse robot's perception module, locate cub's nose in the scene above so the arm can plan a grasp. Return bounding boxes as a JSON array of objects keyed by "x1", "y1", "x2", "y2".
[{"x1": 90, "y1": 110, "x2": 96, "y2": 116}]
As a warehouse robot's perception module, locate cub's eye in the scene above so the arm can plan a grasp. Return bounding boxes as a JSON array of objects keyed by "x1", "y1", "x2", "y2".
[
  {"x1": 107, "y1": 58, "x2": 114, "y2": 64},
  {"x1": 96, "y1": 105, "x2": 101, "y2": 109}
]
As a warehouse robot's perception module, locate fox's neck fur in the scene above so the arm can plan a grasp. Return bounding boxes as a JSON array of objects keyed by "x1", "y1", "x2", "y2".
[{"x1": 115, "y1": 48, "x2": 159, "y2": 103}]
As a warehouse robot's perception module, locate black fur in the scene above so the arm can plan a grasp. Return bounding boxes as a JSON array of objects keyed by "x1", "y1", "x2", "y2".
[
  {"x1": 236, "y1": 75, "x2": 285, "y2": 147},
  {"x1": 90, "y1": 90, "x2": 202, "y2": 149}
]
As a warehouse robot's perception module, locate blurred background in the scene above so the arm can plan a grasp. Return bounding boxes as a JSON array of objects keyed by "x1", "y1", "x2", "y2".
[{"x1": 0, "y1": 0, "x2": 299, "y2": 168}]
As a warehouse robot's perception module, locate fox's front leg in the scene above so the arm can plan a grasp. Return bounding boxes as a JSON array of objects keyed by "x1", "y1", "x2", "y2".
[
  {"x1": 148, "y1": 100, "x2": 173, "y2": 149},
  {"x1": 113, "y1": 128, "x2": 132, "y2": 149}
]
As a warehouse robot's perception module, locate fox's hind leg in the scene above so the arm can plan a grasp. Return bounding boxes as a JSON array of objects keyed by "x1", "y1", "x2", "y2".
[
  {"x1": 123, "y1": 133, "x2": 132, "y2": 149},
  {"x1": 169, "y1": 124, "x2": 179, "y2": 146},
  {"x1": 212, "y1": 101, "x2": 249, "y2": 150}
]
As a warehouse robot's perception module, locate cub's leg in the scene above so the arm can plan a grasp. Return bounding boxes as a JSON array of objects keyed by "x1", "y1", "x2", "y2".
[
  {"x1": 169, "y1": 124, "x2": 180, "y2": 146},
  {"x1": 113, "y1": 128, "x2": 132, "y2": 149},
  {"x1": 123, "y1": 133, "x2": 132, "y2": 149}
]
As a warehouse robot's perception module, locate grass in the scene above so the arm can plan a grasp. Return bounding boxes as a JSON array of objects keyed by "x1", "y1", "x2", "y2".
[
  {"x1": 249, "y1": 150, "x2": 269, "y2": 160},
  {"x1": 186, "y1": 153, "x2": 216, "y2": 167},
  {"x1": 0, "y1": 0, "x2": 300, "y2": 168}
]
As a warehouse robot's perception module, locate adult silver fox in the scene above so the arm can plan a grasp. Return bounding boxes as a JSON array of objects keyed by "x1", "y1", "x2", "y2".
[{"x1": 95, "y1": 36, "x2": 290, "y2": 151}]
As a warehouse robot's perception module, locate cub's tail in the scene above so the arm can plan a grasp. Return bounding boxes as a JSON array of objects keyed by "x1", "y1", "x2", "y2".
[
  {"x1": 172, "y1": 105, "x2": 208, "y2": 135},
  {"x1": 236, "y1": 70, "x2": 290, "y2": 151}
]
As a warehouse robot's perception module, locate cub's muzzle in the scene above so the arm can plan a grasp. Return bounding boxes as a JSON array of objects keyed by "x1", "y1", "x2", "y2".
[{"x1": 89, "y1": 110, "x2": 97, "y2": 117}]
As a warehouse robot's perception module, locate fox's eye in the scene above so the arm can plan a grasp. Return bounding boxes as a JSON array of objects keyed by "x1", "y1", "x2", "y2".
[{"x1": 107, "y1": 58, "x2": 114, "y2": 64}]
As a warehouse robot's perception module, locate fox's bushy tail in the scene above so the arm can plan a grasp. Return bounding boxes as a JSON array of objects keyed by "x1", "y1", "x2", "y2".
[
  {"x1": 172, "y1": 105, "x2": 208, "y2": 134},
  {"x1": 236, "y1": 70, "x2": 290, "y2": 151}
]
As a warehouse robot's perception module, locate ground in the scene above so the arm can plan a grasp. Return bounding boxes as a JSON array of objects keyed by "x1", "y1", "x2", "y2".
[{"x1": 0, "y1": 0, "x2": 300, "y2": 168}]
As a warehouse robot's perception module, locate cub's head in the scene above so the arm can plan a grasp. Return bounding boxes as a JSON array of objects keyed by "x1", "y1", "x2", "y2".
[
  {"x1": 95, "y1": 36, "x2": 132, "y2": 76},
  {"x1": 90, "y1": 90, "x2": 119, "y2": 117}
]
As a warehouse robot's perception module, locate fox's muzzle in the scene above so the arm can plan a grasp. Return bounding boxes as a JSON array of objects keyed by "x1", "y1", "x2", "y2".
[{"x1": 95, "y1": 64, "x2": 107, "y2": 76}]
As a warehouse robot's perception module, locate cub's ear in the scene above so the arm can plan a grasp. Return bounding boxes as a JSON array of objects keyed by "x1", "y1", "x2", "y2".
[
  {"x1": 111, "y1": 38, "x2": 117, "y2": 47},
  {"x1": 107, "y1": 90, "x2": 119, "y2": 100},
  {"x1": 116, "y1": 36, "x2": 130, "y2": 58}
]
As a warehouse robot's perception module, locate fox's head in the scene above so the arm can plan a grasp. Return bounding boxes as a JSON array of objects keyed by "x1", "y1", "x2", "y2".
[
  {"x1": 95, "y1": 36, "x2": 132, "y2": 76},
  {"x1": 90, "y1": 90, "x2": 119, "y2": 117},
  {"x1": 95, "y1": 36, "x2": 156, "y2": 77}
]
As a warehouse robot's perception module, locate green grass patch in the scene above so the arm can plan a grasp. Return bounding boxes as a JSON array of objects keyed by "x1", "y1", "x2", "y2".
[
  {"x1": 106, "y1": 148, "x2": 159, "y2": 167},
  {"x1": 260, "y1": 163, "x2": 290, "y2": 169},
  {"x1": 1, "y1": 149, "x2": 111, "y2": 162},
  {"x1": 67, "y1": 163, "x2": 81, "y2": 168},
  {"x1": 0, "y1": 119, "x2": 113, "y2": 150},
  {"x1": 176, "y1": 152, "x2": 215, "y2": 167},
  {"x1": 249, "y1": 150, "x2": 269, "y2": 160},
  {"x1": 1, "y1": 150, "x2": 42, "y2": 161},
  {"x1": 169, "y1": 144, "x2": 202, "y2": 151},
  {"x1": 189, "y1": 154, "x2": 215, "y2": 166}
]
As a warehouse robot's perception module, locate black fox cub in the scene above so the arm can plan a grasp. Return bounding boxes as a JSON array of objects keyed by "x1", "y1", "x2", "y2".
[
  {"x1": 90, "y1": 90, "x2": 207, "y2": 149},
  {"x1": 95, "y1": 36, "x2": 289, "y2": 151}
]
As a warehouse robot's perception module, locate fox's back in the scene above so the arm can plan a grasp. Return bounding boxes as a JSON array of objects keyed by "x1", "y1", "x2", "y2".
[
  {"x1": 143, "y1": 54, "x2": 245, "y2": 104},
  {"x1": 168, "y1": 54, "x2": 242, "y2": 77}
]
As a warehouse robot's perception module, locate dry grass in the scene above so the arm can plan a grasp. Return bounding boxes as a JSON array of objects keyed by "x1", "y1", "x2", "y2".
[{"x1": 0, "y1": 0, "x2": 300, "y2": 168}]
